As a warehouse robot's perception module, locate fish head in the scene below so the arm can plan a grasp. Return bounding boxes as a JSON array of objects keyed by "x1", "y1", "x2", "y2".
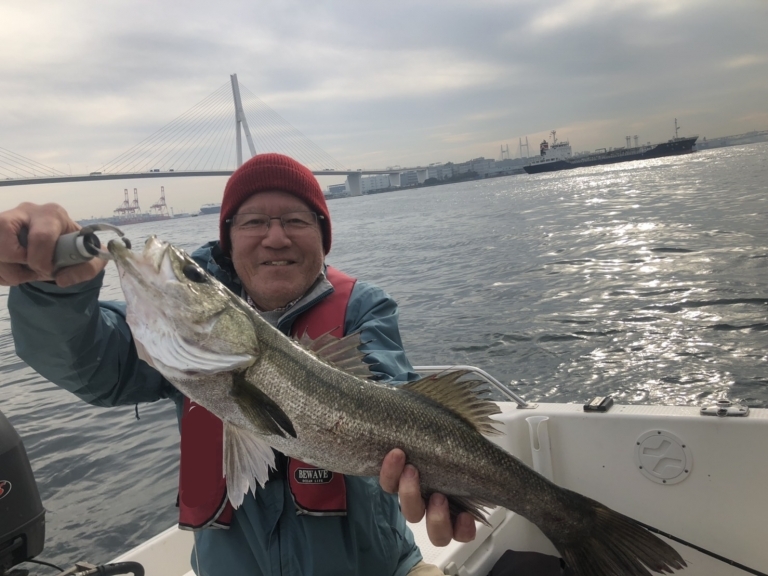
[{"x1": 108, "y1": 235, "x2": 259, "y2": 378}]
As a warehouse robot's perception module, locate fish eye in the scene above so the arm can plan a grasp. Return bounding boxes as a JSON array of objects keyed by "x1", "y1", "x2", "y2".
[{"x1": 183, "y1": 263, "x2": 207, "y2": 283}]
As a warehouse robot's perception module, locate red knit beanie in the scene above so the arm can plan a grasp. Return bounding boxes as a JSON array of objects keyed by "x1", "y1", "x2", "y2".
[{"x1": 219, "y1": 153, "x2": 331, "y2": 254}]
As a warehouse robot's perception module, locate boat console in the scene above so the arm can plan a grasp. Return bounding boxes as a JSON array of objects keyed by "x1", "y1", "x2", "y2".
[
  {"x1": 0, "y1": 410, "x2": 143, "y2": 576},
  {"x1": 0, "y1": 410, "x2": 45, "y2": 576}
]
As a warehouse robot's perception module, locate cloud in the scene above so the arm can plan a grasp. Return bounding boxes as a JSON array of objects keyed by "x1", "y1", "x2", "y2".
[
  {"x1": 0, "y1": 0, "x2": 766, "y2": 214},
  {"x1": 527, "y1": 0, "x2": 704, "y2": 35},
  {"x1": 265, "y1": 48, "x2": 509, "y2": 105},
  {"x1": 723, "y1": 54, "x2": 767, "y2": 69}
]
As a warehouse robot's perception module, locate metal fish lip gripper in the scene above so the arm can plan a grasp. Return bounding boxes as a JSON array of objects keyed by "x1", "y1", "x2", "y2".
[{"x1": 18, "y1": 223, "x2": 131, "y2": 271}]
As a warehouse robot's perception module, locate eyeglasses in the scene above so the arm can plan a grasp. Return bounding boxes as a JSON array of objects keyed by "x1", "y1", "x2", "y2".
[{"x1": 226, "y1": 211, "x2": 323, "y2": 236}]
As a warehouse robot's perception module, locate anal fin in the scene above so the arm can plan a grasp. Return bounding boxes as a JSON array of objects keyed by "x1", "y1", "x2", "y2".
[
  {"x1": 446, "y1": 494, "x2": 494, "y2": 527},
  {"x1": 422, "y1": 491, "x2": 495, "y2": 527}
]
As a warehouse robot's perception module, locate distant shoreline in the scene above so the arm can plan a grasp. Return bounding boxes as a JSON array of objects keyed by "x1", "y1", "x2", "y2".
[{"x1": 326, "y1": 168, "x2": 525, "y2": 200}]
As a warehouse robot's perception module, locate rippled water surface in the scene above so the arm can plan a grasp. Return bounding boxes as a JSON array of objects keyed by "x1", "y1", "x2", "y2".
[{"x1": 1, "y1": 144, "x2": 766, "y2": 569}]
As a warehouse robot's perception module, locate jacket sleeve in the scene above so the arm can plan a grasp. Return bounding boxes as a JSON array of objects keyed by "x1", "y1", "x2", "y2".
[
  {"x1": 8, "y1": 273, "x2": 176, "y2": 407},
  {"x1": 344, "y1": 281, "x2": 420, "y2": 384}
]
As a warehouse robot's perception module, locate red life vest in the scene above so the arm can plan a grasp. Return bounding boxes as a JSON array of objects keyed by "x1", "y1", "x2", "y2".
[{"x1": 178, "y1": 267, "x2": 357, "y2": 530}]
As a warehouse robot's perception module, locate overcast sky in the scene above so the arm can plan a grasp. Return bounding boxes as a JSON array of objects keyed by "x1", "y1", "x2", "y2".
[{"x1": 1, "y1": 0, "x2": 766, "y2": 218}]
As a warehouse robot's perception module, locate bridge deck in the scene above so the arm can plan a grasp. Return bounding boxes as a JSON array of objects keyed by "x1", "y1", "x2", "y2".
[{"x1": 0, "y1": 169, "x2": 423, "y2": 187}]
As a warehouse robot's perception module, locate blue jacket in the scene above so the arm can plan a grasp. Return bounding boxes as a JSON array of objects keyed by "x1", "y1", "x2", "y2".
[{"x1": 8, "y1": 241, "x2": 423, "y2": 576}]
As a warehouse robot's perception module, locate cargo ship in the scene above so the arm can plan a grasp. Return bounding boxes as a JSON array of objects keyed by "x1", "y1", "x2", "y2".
[
  {"x1": 524, "y1": 120, "x2": 698, "y2": 175},
  {"x1": 199, "y1": 203, "x2": 222, "y2": 215},
  {"x1": 77, "y1": 213, "x2": 172, "y2": 228}
]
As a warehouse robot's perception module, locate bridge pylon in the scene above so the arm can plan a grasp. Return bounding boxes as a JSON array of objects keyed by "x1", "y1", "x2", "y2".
[
  {"x1": 346, "y1": 173, "x2": 362, "y2": 196},
  {"x1": 231, "y1": 74, "x2": 257, "y2": 167}
]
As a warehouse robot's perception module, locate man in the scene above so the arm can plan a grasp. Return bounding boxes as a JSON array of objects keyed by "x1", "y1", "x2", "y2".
[{"x1": 0, "y1": 153, "x2": 475, "y2": 576}]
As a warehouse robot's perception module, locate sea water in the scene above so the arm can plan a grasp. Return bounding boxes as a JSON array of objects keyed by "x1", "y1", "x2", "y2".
[{"x1": 0, "y1": 143, "x2": 766, "y2": 568}]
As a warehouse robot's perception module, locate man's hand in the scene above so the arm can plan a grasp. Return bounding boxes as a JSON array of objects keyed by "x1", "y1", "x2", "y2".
[
  {"x1": 380, "y1": 448, "x2": 477, "y2": 546},
  {"x1": 0, "y1": 202, "x2": 106, "y2": 287}
]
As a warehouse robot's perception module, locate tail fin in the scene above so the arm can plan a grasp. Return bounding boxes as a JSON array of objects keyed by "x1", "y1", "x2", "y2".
[{"x1": 556, "y1": 504, "x2": 687, "y2": 576}]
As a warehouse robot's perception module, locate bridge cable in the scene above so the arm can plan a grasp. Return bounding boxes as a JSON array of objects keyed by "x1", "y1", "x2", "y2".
[
  {"x1": 102, "y1": 82, "x2": 231, "y2": 173},
  {"x1": 0, "y1": 147, "x2": 67, "y2": 178},
  {"x1": 131, "y1": 83, "x2": 232, "y2": 173},
  {"x1": 240, "y1": 85, "x2": 346, "y2": 170},
  {"x1": 187, "y1": 91, "x2": 235, "y2": 171},
  {"x1": 198, "y1": 98, "x2": 237, "y2": 171},
  {"x1": 174, "y1": 84, "x2": 234, "y2": 171},
  {"x1": 98, "y1": 82, "x2": 231, "y2": 173},
  {"x1": 93, "y1": 80, "x2": 348, "y2": 176}
]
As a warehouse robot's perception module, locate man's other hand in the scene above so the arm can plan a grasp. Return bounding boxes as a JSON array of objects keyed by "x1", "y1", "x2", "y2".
[{"x1": 379, "y1": 448, "x2": 477, "y2": 547}]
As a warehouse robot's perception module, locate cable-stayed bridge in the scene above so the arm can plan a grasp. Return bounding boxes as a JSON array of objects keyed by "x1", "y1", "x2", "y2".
[{"x1": 0, "y1": 74, "x2": 422, "y2": 194}]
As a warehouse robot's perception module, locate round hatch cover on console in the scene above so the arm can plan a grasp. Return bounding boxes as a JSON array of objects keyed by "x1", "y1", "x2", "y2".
[{"x1": 634, "y1": 430, "x2": 691, "y2": 485}]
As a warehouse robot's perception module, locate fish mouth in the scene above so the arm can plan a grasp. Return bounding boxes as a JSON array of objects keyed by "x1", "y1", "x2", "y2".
[
  {"x1": 108, "y1": 235, "x2": 171, "y2": 274},
  {"x1": 107, "y1": 237, "x2": 133, "y2": 261}
]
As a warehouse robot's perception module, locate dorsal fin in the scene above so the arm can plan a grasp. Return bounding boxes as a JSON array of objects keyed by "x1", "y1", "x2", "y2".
[
  {"x1": 402, "y1": 370, "x2": 502, "y2": 436},
  {"x1": 296, "y1": 329, "x2": 375, "y2": 379}
]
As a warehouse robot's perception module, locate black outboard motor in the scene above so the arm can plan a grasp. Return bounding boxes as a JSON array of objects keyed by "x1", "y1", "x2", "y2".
[{"x1": 0, "y1": 409, "x2": 45, "y2": 574}]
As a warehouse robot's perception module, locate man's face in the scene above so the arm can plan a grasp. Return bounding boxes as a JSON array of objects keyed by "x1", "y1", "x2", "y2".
[{"x1": 229, "y1": 190, "x2": 325, "y2": 311}]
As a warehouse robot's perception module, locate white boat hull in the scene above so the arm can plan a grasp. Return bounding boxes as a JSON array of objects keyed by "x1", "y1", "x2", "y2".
[{"x1": 112, "y1": 401, "x2": 768, "y2": 575}]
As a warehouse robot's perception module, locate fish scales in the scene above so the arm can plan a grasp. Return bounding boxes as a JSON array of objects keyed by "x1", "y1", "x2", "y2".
[
  {"x1": 107, "y1": 235, "x2": 688, "y2": 576},
  {"x1": 254, "y1": 333, "x2": 575, "y2": 526},
  {"x1": 247, "y1": 328, "x2": 526, "y2": 505}
]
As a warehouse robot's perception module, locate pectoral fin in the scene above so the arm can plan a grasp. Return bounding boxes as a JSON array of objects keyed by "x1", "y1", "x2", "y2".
[{"x1": 231, "y1": 371, "x2": 297, "y2": 438}]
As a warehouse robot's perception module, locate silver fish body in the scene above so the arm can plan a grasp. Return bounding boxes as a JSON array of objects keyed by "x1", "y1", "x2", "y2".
[{"x1": 108, "y1": 236, "x2": 687, "y2": 576}]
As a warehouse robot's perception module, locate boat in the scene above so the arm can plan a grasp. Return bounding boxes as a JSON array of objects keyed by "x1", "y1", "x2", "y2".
[
  {"x1": 101, "y1": 365, "x2": 767, "y2": 576},
  {"x1": 524, "y1": 121, "x2": 698, "y2": 175},
  {"x1": 77, "y1": 213, "x2": 172, "y2": 228},
  {"x1": 3, "y1": 366, "x2": 766, "y2": 575},
  {"x1": 198, "y1": 203, "x2": 222, "y2": 215}
]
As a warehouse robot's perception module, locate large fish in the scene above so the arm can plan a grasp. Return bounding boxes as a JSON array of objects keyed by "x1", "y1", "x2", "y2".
[{"x1": 107, "y1": 236, "x2": 686, "y2": 576}]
